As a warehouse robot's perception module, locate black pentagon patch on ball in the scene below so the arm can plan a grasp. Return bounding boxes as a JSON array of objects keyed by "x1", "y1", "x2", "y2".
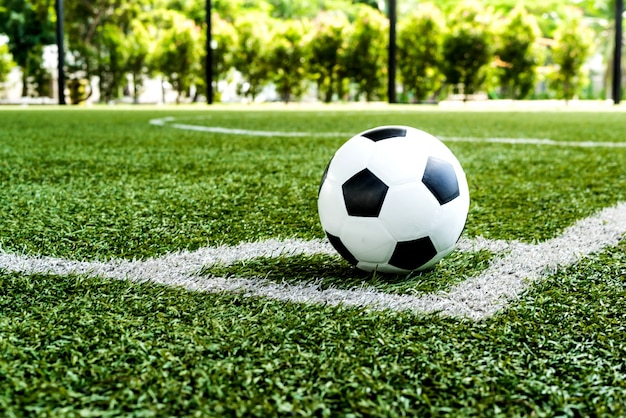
[
  {"x1": 326, "y1": 232, "x2": 358, "y2": 266},
  {"x1": 362, "y1": 127, "x2": 407, "y2": 142},
  {"x1": 388, "y1": 237, "x2": 438, "y2": 271},
  {"x1": 422, "y1": 156, "x2": 460, "y2": 205},
  {"x1": 342, "y1": 169, "x2": 389, "y2": 217}
]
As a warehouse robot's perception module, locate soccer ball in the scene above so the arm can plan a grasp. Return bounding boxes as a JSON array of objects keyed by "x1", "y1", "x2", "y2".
[{"x1": 317, "y1": 125, "x2": 470, "y2": 274}]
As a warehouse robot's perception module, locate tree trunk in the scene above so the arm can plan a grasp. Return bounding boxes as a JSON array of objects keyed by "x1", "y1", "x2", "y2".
[
  {"x1": 22, "y1": 72, "x2": 28, "y2": 97},
  {"x1": 133, "y1": 73, "x2": 139, "y2": 104}
]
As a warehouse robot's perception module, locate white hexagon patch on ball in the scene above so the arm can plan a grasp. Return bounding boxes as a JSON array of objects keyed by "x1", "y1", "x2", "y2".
[{"x1": 318, "y1": 125, "x2": 470, "y2": 274}]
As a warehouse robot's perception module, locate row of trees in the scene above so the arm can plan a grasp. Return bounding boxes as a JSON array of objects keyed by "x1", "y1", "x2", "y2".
[{"x1": 0, "y1": 0, "x2": 605, "y2": 103}]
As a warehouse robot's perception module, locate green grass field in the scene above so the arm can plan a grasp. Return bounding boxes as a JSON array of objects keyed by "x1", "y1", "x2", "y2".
[{"x1": 1, "y1": 105, "x2": 626, "y2": 416}]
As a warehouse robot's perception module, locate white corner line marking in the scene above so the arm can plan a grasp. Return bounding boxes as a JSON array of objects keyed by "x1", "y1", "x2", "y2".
[{"x1": 1, "y1": 203, "x2": 625, "y2": 320}]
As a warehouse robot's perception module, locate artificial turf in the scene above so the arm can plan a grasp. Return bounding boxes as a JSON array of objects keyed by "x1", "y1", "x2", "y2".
[
  {"x1": 1, "y1": 105, "x2": 626, "y2": 416},
  {"x1": 1, "y1": 240, "x2": 625, "y2": 416},
  {"x1": 202, "y1": 249, "x2": 494, "y2": 294},
  {"x1": 1, "y1": 107, "x2": 626, "y2": 260}
]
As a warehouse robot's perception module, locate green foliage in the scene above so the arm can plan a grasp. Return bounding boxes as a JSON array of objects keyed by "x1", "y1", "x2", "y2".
[
  {"x1": 154, "y1": 12, "x2": 203, "y2": 103},
  {"x1": 548, "y1": 7, "x2": 595, "y2": 102},
  {"x1": 494, "y1": 6, "x2": 541, "y2": 99},
  {"x1": 308, "y1": 11, "x2": 350, "y2": 102},
  {"x1": 166, "y1": 0, "x2": 205, "y2": 24},
  {"x1": 213, "y1": 0, "x2": 272, "y2": 21},
  {"x1": 0, "y1": 0, "x2": 614, "y2": 103},
  {"x1": 97, "y1": 23, "x2": 131, "y2": 103},
  {"x1": 210, "y1": 12, "x2": 237, "y2": 84},
  {"x1": 24, "y1": 44, "x2": 51, "y2": 97},
  {"x1": 231, "y1": 13, "x2": 273, "y2": 101},
  {"x1": 267, "y1": 0, "x2": 321, "y2": 18},
  {"x1": 267, "y1": 19, "x2": 312, "y2": 103},
  {"x1": 64, "y1": 0, "x2": 151, "y2": 102},
  {"x1": 125, "y1": 16, "x2": 153, "y2": 103},
  {"x1": 0, "y1": 42, "x2": 15, "y2": 87},
  {"x1": 441, "y1": 1, "x2": 493, "y2": 99},
  {"x1": 397, "y1": 3, "x2": 445, "y2": 102},
  {"x1": 0, "y1": 0, "x2": 55, "y2": 95},
  {"x1": 344, "y1": 5, "x2": 388, "y2": 101}
]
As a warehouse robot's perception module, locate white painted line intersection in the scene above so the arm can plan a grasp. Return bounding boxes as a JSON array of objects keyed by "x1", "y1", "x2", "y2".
[
  {"x1": 2, "y1": 116, "x2": 625, "y2": 320},
  {"x1": 1, "y1": 202, "x2": 625, "y2": 320}
]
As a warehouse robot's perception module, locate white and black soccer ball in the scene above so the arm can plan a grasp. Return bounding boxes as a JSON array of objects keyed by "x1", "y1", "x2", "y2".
[{"x1": 318, "y1": 125, "x2": 470, "y2": 274}]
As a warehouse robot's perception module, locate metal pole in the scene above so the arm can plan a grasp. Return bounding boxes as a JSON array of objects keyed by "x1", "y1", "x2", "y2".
[
  {"x1": 387, "y1": 0, "x2": 397, "y2": 103},
  {"x1": 55, "y1": 0, "x2": 66, "y2": 105},
  {"x1": 614, "y1": 0, "x2": 623, "y2": 105},
  {"x1": 205, "y1": 0, "x2": 213, "y2": 104}
]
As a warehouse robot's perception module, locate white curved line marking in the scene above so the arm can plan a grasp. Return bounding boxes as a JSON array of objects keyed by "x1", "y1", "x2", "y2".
[
  {"x1": 1, "y1": 203, "x2": 625, "y2": 320},
  {"x1": 150, "y1": 117, "x2": 349, "y2": 137},
  {"x1": 149, "y1": 116, "x2": 626, "y2": 148}
]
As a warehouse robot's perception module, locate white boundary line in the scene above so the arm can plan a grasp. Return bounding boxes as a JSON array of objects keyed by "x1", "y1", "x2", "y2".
[
  {"x1": 1, "y1": 202, "x2": 625, "y2": 319},
  {"x1": 2, "y1": 117, "x2": 624, "y2": 320},
  {"x1": 149, "y1": 116, "x2": 626, "y2": 148},
  {"x1": 149, "y1": 117, "x2": 350, "y2": 137},
  {"x1": 441, "y1": 136, "x2": 626, "y2": 148}
]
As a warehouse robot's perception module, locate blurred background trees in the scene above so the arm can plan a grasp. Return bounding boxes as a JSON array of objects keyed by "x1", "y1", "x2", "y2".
[
  {"x1": 0, "y1": 0, "x2": 620, "y2": 103},
  {"x1": 0, "y1": 43, "x2": 16, "y2": 87},
  {"x1": 396, "y1": 4, "x2": 444, "y2": 103},
  {"x1": 441, "y1": 1, "x2": 494, "y2": 101},
  {"x1": 493, "y1": 6, "x2": 541, "y2": 100},
  {"x1": 0, "y1": 0, "x2": 56, "y2": 96},
  {"x1": 549, "y1": 8, "x2": 595, "y2": 102}
]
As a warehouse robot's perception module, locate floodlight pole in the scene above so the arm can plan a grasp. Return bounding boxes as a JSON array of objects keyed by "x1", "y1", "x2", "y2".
[
  {"x1": 387, "y1": 0, "x2": 397, "y2": 103},
  {"x1": 613, "y1": 0, "x2": 623, "y2": 105},
  {"x1": 55, "y1": 0, "x2": 66, "y2": 105},
  {"x1": 205, "y1": 0, "x2": 213, "y2": 104}
]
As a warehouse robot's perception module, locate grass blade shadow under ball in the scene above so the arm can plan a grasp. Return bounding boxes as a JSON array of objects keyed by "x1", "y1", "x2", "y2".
[{"x1": 202, "y1": 249, "x2": 493, "y2": 295}]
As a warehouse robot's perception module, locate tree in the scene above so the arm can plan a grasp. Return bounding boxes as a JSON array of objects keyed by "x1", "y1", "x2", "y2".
[
  {"x1": 267, "y1": 0, "x2": 321, "y2": 18},
  {"x1": 441, "y1": 1, "x2": 493, "y2": 100},
  {"x1": 0, "y1": 0, "x2": 55, "y2": 96},
  {"x1": 231, "y1": 13, "x2": 272, "y2": 101},
  {"x1": 96, "y1": 23, "x2": 130, "y2": 102},
  {"x1": 397, "y1": 3, "x2": 444, "y2": 102},
  {"x1": 203, "y1": 11, "x2": 237, "y2": 101},
  {"x1": 344, "y1": 4, "x2": 388, "y2": 101},
  {"x1": 0, "y1": 42, "x2": 16, "y2": 94},
  {"x1": 267, "y1": 18, "x2": 311, "y2": 102},
  {"x1": 64, "y1": 0, "x2": 149, "y2": 102},
  {"x1": 125, "y1": 17, "x2": 153, "y2": 103},
  {"x1": 213, "y1": 0, "x2": 270, "y2": 21},
  {"x1": 354, "y1": 0, "x2": 380, "y2": 9},
  {"x1": 154, "y1": 11, "x2": 203, "y2": 103},
  {"x1": 494, "y1": 6, "x2": 541, "y2": 99},
  {"x1": 549, "y1": 7, "x2": 594, "y2": 102},
  {"x1": 25, "y1": 44, "x2": 52, "y2": 97},
  {"x1": 308, "y1": 11, "x2": 349, "y2": 102},
  {"x1": 166, "y1": 0, "x2": 205, "y2": 24}
]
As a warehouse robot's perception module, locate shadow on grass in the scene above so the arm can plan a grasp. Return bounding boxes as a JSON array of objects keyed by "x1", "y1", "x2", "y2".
[{"x1": 201, "y1": 250, "x2": 493, "y2": 295}]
